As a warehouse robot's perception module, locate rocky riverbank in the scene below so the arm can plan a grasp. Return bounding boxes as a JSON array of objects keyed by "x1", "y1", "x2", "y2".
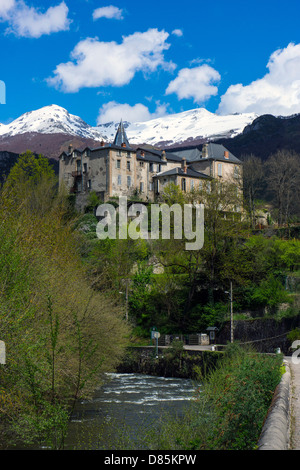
[{"x1": 116, "y1": 345, "x2": 221, "y2": 379}]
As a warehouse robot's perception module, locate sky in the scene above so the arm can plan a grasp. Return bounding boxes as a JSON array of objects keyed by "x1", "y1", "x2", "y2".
[{"x1": 1, "y1": 0, "x2": 300, "y2": 127}]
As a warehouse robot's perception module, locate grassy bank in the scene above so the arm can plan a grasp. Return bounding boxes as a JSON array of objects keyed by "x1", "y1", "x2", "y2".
[{"x1": 132, "y1": 343, "x2": 284, "y2": 450}]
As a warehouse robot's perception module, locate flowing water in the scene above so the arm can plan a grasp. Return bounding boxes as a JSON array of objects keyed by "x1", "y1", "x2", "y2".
[{"x1": 64, "y1": 373, "x2": 200, "y2": 450}]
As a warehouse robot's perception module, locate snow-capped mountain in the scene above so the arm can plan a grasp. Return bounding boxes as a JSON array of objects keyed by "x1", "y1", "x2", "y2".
[
  {"x1": 97, "y1": 108, "x2": 258, "y2": 146},
  {"x1": 0, "y1": 105, "x2": 104, "y2": 141},
  {"x1": 0, "y1": 105, "x2": 257, "y2": 148}
]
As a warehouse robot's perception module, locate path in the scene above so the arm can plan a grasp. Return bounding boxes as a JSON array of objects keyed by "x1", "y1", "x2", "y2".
[{"x1": 285, "y1": 356, "x2": 300, "y2": 450}]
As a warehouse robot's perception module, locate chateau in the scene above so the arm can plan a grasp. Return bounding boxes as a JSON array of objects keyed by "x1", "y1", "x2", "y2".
[{"x1": 59, "y1": 120, "x2": 242, "y2": 206}]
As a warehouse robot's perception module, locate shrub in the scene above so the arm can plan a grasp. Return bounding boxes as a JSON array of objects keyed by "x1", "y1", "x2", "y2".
[{"x1": 201, "y1": 344, "x2": 283, "y2": 449}]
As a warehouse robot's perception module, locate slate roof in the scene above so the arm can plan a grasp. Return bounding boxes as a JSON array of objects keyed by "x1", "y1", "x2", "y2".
[
  {"x1": 155, "y1": 166, "x2": 211, "y2": 179},
  {"x1": 136, "y1": 147, "x2": 183, "y2": 163},
  {"x1": 167, "y1": 143, "x2": 242, "y2": 164},
  {"x1": 113, "y1": 120, "x2": 131, "y2": 148}
]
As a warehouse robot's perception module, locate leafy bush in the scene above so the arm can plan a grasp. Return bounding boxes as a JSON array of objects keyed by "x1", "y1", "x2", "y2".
[{"x1": 202, "y1": 344, "x2": 283, "y2": 449}]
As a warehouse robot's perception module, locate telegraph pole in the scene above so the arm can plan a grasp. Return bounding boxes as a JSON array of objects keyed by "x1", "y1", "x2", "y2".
[{"x1": 125, "y1": 279, "x2": 128, "y2": 322}]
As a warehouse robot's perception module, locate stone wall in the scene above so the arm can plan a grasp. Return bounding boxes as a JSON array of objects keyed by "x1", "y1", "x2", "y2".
[
  {"x1": 217, "y1": 315, "x2": 300, "y2": 354},
  {"x1": 117, "y1": 346, "x2": 221, "y2": 379}
]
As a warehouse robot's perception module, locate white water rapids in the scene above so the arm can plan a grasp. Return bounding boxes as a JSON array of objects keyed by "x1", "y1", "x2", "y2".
[{"x1": 65, "y1": 373, "x2": 200, "y2": 450}]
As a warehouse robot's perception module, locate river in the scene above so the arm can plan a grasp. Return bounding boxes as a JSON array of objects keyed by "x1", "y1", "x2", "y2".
[{"x1": 64, "y1": 373, "x2": 200, "y2": 450}]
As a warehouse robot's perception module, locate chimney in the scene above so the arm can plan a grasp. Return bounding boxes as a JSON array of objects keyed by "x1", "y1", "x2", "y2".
[
  {"x1": 68, "y1": 144, "x2": 73, "y2": 154},
  {"x1": 121, "y1": 142, "x2": 126, "y2": 148},
  {"x1": 140, "y1": 150, "x2": 145, "y2": 157},
  {"x1": 161, "y1": 150, "x2": 167, "y2": 161},
  {"x1": 181, "y1": 158, "x2": 187, "y2": 173},
  {"x1": 100, "y1": 140, "x2": 105, "y2": 147},
  {"x1": 202, "y1": 144, "x2": 208, "y2": 158},
  {"x1": 224, "y1": 150, "x2": 229, "y2": 159}
]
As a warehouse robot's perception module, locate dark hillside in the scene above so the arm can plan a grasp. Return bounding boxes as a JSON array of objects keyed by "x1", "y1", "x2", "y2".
[{"x1": 215, "y1": 113, "x2": 300, "y2": 160}]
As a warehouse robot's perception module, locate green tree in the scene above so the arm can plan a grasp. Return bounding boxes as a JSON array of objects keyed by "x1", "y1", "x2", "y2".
[{"x1": 0, "y1": 155, "x2": 130, "y2": 448}]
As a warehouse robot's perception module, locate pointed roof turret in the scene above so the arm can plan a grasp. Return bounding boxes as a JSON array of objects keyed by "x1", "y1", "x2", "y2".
[{"x1": 113, "y1": 119, "x2": 130, "y2": 148}]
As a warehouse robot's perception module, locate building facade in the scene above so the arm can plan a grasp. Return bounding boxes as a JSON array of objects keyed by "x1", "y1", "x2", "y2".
[{"x1": 58, "y1": 121, "x2": 243, "y2": 205}]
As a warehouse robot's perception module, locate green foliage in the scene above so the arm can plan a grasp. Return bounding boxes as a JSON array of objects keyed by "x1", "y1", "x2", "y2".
[
  {"x1": 188, "y1": 302, "x2": 228, "y2": 332},
  {"x1": 287, "y1": 328, "x2": 300, "y2": 347},
  {"x1": 84, "y1": 190, "x2": 101, "y2": 213},
  {"x1": 5, "y1": 150, "x2": 55, "y2": 187},
  {"x1": 0, "y1": 155, "x2": 130, "y2": 449},
  {"x1": 251, "y1": 274, "x2": 290, "y2": 310},
  {"x1": 201, "y1": 344, "x2": 283, "y2": 450}
]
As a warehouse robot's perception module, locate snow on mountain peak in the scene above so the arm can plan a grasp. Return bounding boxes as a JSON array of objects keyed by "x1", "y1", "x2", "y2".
[
  {"x1": 97, "y1": 107, "x2": 258, "y2": 146},
  {"x1": 0, "y1": 104, "x2": 257, "y2": 147},
  {"x1": 0, "y1": 105, "x2": 104, "y2": 141}
]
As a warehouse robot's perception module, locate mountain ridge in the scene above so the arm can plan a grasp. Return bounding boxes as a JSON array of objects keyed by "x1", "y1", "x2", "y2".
[
  {"x1": 0, "y1": 104, "x2": 257, "y2": 157},
  {"x1": 0, "y1": 104, "x2": 300, "y2": 161}
]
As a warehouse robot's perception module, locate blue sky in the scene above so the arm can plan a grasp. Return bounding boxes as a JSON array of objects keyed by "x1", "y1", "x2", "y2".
[{"x1": 1, "y1": 0, "x2": 300, "y2": 126}]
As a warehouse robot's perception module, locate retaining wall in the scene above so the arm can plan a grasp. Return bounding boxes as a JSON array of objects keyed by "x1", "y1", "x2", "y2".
[{"x1": 257, "y1": 361, "x2": 291, "y2": 450}]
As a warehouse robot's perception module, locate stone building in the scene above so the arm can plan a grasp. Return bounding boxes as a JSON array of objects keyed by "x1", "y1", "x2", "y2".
[{"x1": 58, "y1": 121, "x2": 243, "y2": 206}]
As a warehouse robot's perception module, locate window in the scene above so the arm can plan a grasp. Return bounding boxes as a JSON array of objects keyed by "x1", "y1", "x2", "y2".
[
  {"x1": 149, "y1": 182, "x2": 153, "y2": 191},
  {"x1": 218, "y1": 163, "x2": 222, "y2": 177},
  {"x1": 118, "y1": 175, "x2": 122, "y2": 185},
  {"x1": 140, "y1": 182, "x2": 144, "y2": 192},
  {"x1": 87, "y1": 179, "x2": 91, "y2": 189},
  {"x1": 207, "y1": 182, "x2": 211, "y2": 193},
  {"x1": 191, "y1": 179, "x2": 194, "y2": 190},
  {"x1": 139, "y1": 161, "x2": 144, "y2": 167},
  {"x1": 127, "y1": 161, "x2": 131, "y2": 171},
  {"x1": 127, "y1": 176, "x2": 131, "y2": 187},
  {"x1": 181, "y1": 178, "x2": 186, "y2": 192},
  {"x1": 150, "y1": 163, "x2": 154, "y2": 172},
  {"x1": 116, "y1": 159, "x2": 121, "y2": 169},
  {"x1": 234, "y1": 166, "x2": 239, "y2": 178},
  {"x1": 83, "y1": 163, "x2": 87, "y2": 173},
  {"x1": 199, "y1": 180, "x2": 203, "y2": 190},
  {"x1": 157, "y1": 164, "x2": 161, "y2": 172}
]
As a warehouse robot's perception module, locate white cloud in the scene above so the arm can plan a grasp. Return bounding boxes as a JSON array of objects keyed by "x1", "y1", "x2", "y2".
[
  {"x1": 97, "y1": 101, "x2": 169, "y2": 124},
  {"x1": 171, "y1": 29, "x2": 183, "y2": 37},
  {"x1": 93, "y1": 6, "x2": 123, "y2": 20},
  {"x1": 165, "y1": 64, "x2": 220, "y2": 104},
  {"x1": 48, "y1": 28, "x2": 176, "y2": 93},
  {"x1": 0, "y1": 0, "x2": 16, "y2": 18},
  {"x1": 0, "y1": 1, "x2": 70, "y2": 38},
  {"x1": 218, "y1": 43, "x2": 300, "y2": 116}
]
